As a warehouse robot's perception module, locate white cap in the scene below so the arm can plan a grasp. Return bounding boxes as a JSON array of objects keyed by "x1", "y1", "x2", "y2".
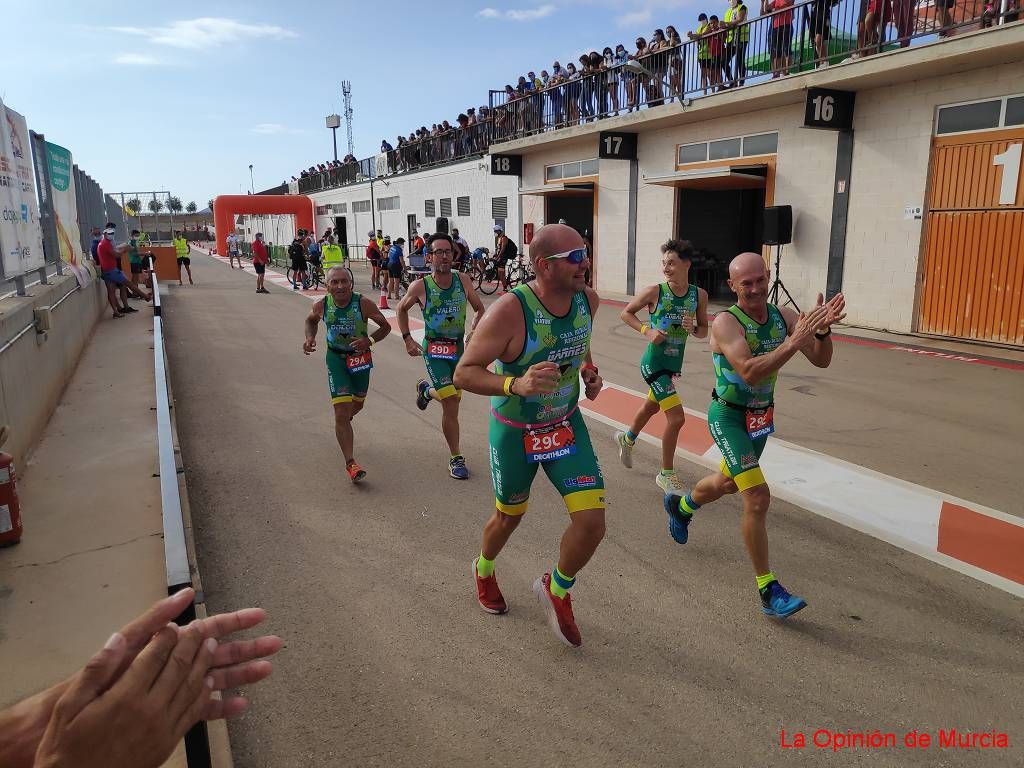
[{"x1": 493, "y1": 225, "x2": 503, "y2": 232}]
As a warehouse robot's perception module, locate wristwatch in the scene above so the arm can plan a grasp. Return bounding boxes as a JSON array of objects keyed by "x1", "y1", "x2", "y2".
[{"x1": 815, "y1": 328, "x2": 832, "y2": 340}]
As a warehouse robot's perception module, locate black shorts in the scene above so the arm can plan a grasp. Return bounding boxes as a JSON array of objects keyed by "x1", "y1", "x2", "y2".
[
  {"x1": 177, "y1": 257, "x2": 191, "y2": 267},
  {"x1": 291, "y1": 258, "x2": 306, "y2": 272},
  {"x1": 387, "y1": 263, "x2": 403, "y2": 278},
  {"x1": 933, "y1": 0, "x2": 953, "y2": 8},
  {"x1": 130, "y1": 263, "x2": 143, "y2": 274},
  {"x1": 768, "y1": 24, "x2": 793, "y2": 57},
  {"x1": 254, "y1": 263, "x2": 266, "y2": 274},
  {"x1": 809, "y1": 1, "x2": 832, "y2": 38}
]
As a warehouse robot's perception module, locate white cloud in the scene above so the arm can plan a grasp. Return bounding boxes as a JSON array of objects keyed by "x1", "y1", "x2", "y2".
[
  {"x1": 477, "y1": 4, "x2": 556, "y2": 21},
  {"x1": 251, "y1": 123, "x2": 304, "y2": 135},
  {"x1": 108, "y1": 17, "x2": 298, "y2": 50},
  {"x1": 616, "y1": 8, "x2": 654, "y2": 27},
  {"x1": 113, "y1": 53, "x2": 162, "y2": 66}
]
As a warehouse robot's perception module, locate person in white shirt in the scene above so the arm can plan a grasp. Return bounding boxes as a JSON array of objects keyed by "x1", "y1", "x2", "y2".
[{"x1": 226, "y1": 231, "x2": 243, "y2": 269}]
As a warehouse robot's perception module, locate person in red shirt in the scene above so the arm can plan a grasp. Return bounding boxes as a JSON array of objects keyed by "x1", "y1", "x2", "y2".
[
  {"x1": 366, "y1": 231, "x2": 382, "y2": 289},
  {"x1": 762, "y1": 0, "x2": 794, "y2": 76},
  {"x1": 251, "y1": 232, "x2": 270, "y2": 294},
  {"x1": 97, "y1": 227, "x2": 149, "y2": 318}
]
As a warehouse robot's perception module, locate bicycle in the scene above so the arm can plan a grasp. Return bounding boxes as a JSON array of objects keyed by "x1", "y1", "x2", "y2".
[
  {"x1": 306, "y1": 258, "x2": 325, "y2": 290},
  {"x1": 473, "y1": 251, "x2": 504, "y2": 296},
  {"x1": 504, "y1": 253, "x2": 534, "y2": 288}
]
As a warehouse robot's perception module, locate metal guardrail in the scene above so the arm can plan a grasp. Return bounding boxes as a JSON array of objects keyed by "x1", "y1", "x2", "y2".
[{"x1": 151, "y1": 271, "x2": 189, "y2": 589}]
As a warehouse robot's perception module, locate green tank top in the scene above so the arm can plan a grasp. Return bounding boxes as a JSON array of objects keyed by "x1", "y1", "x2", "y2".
[
  {"x1": 492, "y1": 284, "x2": 592, "y2": 428},
  {"x1": 128, "y1": 238, "x2": 140, "y2": 264},
  {"x1": 423, "y1": 274, "x2": 467, "y2": 340},
  {"x1": 323, "y1": 293, "x2": 366, "y2": 353},
  {"x1": 713, "y1": 303, "x2": 787, "y2": 408},
  {"x1": 641, "y1": 283, "x2": 699, "y2": 374}
]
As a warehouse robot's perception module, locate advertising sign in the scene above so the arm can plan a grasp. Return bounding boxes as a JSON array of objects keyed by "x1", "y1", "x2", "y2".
[
  {"x1": 44, "y1": 140, "x2": 90, "y2": 285},
  {"x1": 0, "y1": 99, "x2": 44, "y2": 278}
]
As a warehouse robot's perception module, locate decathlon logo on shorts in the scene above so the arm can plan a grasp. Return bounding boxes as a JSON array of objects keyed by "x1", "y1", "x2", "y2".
[{"x1": 563, "y1": 475, "x2": 597, "y2": 489}]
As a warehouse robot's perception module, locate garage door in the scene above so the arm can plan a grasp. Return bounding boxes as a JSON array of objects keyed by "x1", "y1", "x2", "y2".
[{"x1": 918, "y1": 124, "x2": 1024, "y2": 346}]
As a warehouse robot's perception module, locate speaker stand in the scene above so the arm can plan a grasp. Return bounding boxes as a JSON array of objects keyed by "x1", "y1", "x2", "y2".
[{"x1": 768, "y1": 244, "x2": 800, "y2": 311}]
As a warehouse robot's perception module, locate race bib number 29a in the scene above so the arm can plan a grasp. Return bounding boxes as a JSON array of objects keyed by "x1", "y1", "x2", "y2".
[
  {"x1": 524, "y1": 422, "x2": 576, "y2": 464},
  {"x1": 347, "y1": 351, "x2": 373, "y2": 373}
]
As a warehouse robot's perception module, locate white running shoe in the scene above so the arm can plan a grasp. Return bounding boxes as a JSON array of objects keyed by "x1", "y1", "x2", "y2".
[
  {"x1": 656, "y1": 470, "x2": 685, "y2": 493},
  {"x1": 614, "y1": 431, "x2": 633, "y2": 468}
]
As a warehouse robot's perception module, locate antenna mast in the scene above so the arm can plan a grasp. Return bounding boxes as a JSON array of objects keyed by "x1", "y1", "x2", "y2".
[{"x1": 342, "y1": 81, "x2": 355, "y2": 157}]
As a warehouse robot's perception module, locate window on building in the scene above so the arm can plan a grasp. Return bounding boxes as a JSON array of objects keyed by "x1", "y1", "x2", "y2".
[
  {"x1": 492, "y1": 196, "x2": 508, "y2": 219},
  {"x1": 352, "y1": 200, "x2": 371, "y2": 213},
  {"x1": 457, "y1": 196, "x2": 471, "y2": 216},
  {"x1": 425, "y1": 199, "x2": 436, "y2": 217},
  {"x1": 440, "y1": 198, "x2": 452, "y2": 217},
  {"x1": 677, "y1": 143, "x2": 708, "y2": 164},
  {"x1": 332, "y1": 203, "x2": 347, "y2": 214},
  {"x1": 377, "y1": 195, "x2": 400, "y2": 211},
  {"x1": 743, "y1": 132, "x2": 779, "y2": 156},
  {"x1": 709, "y1": 137, "x2": 743, "y2": 161},
  {"x1": 1003, "y1": 96, "x2": 1024, "y2": 127},
  {"x1": 936, "y1": 100, "x2": 1003, "y2": 134},
  {"x1": 544, "y1": 158, "x2": 599, "y2": 182}
]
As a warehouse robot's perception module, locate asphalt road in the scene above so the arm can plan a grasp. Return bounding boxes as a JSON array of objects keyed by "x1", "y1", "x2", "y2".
[{"x1": 164, "y1": 254, "x2": 1022, "y2": 767}]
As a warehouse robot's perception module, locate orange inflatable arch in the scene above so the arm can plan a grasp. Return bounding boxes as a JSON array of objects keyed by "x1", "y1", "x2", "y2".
[{"x1": 213, "y1": 194, "x2": 314, "y2": 256}]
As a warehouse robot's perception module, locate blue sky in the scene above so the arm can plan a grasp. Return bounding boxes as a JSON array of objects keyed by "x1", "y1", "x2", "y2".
[{"x1": 4, "y1": 0, "x2": 701, "y2": 208}]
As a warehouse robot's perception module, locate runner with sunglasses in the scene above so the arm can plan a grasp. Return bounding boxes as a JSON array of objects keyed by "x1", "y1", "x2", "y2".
[
  {"x1": 396, "y1": 232, "x2": 487, "y2": 480},
  {"x1": 616, "y1": 240, "x2": 709, "y2": 492},
  {"x1": 455, "y1": 224, "x2": 604, "y2": 648}
]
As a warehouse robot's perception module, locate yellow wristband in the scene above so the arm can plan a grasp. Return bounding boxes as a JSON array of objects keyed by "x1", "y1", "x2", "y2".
[
  {"x1": 640, "y1": 324, "x2": 650, "y2": 335},
  {"x1": 503, "y1": 376, "x2": 515, "y2": 396}
]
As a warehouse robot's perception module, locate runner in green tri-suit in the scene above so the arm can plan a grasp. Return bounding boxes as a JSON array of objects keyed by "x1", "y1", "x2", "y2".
[
  {"x1": 616, "y1": 240, "x2": 709, "y2": 493},
  {"x1": 455, "y1": 224, "x2": 604, "y2": 648},
  {"x1": 662, "y1": 252, "x2": 846, "y2": 619},
  {"x1": 396, "y1": 232, "x2": 486, "y2": 480},
  {"x1": 303, "y1": 266, "x2": 392, "y2": 483}
]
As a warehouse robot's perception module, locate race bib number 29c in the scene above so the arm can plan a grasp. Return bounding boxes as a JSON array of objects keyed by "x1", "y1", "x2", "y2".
[
  {"x1": 745, "y1": 406, "x2": 774, "y2": 439},
  {"x1": 523, "y1": 422, "x2": 577, "y2": 463}
]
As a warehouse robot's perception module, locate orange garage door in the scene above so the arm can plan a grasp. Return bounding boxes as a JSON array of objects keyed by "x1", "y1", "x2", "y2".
[{"x1": 918, "y1": 128, "x2": 1024, "y2": 345}]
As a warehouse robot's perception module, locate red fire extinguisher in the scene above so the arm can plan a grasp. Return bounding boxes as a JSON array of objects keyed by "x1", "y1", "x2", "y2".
[{"x1": 0, "y1": 449, "x2": 22, "y2": 546}]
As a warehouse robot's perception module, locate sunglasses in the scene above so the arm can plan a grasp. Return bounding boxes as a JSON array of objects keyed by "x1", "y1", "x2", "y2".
[{"x1": 544, "y1": 248, "x2": 588, "y2": 265}]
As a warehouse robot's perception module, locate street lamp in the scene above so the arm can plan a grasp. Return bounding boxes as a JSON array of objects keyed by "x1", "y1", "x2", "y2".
[
  {"x1": 623, "y1": 60, "x2": 686, "y2": 104},
  {"x1": 248, "y1": 164, "x2": 254, "y2": 194},
  {"x1": 326, "y1": 114, "x2": 341, "y2": 163}
]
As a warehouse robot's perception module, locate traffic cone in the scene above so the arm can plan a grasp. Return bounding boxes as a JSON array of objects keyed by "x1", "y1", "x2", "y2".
[{"x1": 378, "y1": 284, "x2": 389, "y2": 310}]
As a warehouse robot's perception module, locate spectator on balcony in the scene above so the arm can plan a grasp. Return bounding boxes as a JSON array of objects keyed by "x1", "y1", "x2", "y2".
[
  {"x1": 548, "y1": 64, "x2": 566, "y2": 128},
  {"x1": 647, "y1": 29, "x2": 668, "y2": 107},
  {"x1": 563, "y1": 62, "x2": 581, "y2": 125},
  {"x1": 706, "y1": 15, "x2": 727, "y2": 91},
  {"x1": 666, "y1": 26, "x2": 684, "y2": 101},
  {"x1": 626, "y1": 37, "x2": 649, "y2": 110},
  {"x1": 763, "y1": 0, "x2": 794, "y2": 76},
  {"x1": 724, "y1": 0, "x2": 750, "y2": 86},
  {"x1": 601, "y1": 48, "x2": 618, "y2": 114},
  {"x1": 808, "y1": 0, "x2": 835, "y2": 66},
  {"x1": 578, "y1": 54, "x2": 596, "y2": 122}
]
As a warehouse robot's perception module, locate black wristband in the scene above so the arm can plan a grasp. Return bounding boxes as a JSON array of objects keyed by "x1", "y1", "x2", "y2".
[
  {"x1": 402, "y1": 332, "x2": 411, "y2": 339},
  {"x1": 815, "y1": 328, "x2": 832, "y2": 340}
]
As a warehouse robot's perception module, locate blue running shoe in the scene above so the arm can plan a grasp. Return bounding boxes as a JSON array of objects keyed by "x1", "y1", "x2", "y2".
[
  {"x1": 759, "y1": 581, "x2": 807, "y2": 618},
  {"x1": 663, "y1": 493, "x2": 693, "y2": 544},
  {"x1": 416, "y1": 379, "x2": 432, "y2": 411},
  {"x1": 449, "y1": 455, "x2": 469, "y2": 480}
]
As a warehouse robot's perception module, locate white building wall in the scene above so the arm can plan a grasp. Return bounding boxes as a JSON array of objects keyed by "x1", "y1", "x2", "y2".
[
  {"x1": 309, "y1": 159, "x2": 520, "y2": 255},
  {"x1": 844, "y1": 62, "x2": 1024, "y2": 332}
]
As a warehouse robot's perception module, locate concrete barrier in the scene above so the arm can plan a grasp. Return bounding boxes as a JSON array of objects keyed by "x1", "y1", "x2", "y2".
[{"x1": 0, "y1": 275, "x2": 105, "y2": 470}]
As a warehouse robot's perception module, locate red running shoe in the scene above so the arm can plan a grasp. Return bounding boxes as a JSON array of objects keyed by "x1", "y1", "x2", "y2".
[
  {"x1": 346, "y1": 460, "x2": 366, "y2": 483},
  {"x1": 533, "y1": 573, "x2": 582, "y2": 647},
  {"x1": 474, "y1": 558, "x2": 508, "y2": 615}
]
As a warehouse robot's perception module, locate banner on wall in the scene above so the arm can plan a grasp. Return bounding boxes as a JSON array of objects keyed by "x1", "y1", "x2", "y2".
[
  {"x1": 43, "y1": 140, "x2": 91, "y2": 285},
  {"x1": 0, "y1": 99, "x2": 45, "y2": 279}
]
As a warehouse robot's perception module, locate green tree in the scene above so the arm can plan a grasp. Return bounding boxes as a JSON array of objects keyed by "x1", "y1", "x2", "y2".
[
  {"x1": 147, "y1": 198, "x2": 164, "y2": 214},
  {"x1": 207, "y1": 199, "x2": 215, "y2": 212},
  {"x1": 125, "y1": 197, "x2": 142, "y2": 216},
  {"x1": 185, "y1": 201, "x2": 197, "y2": 214}
]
